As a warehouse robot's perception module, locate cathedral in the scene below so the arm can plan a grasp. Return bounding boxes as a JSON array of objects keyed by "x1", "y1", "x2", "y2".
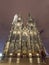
[{"x1": 2, "y1": 14, "x2": 45, "y2": 63}]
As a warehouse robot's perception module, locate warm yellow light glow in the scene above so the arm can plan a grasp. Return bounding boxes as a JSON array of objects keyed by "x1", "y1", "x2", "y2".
[
  {"x1": 18, "y1": 17, "x2": 21, "y2": 21},
  {"x1": 16, "y1": 58, "x2": 20, "y2": 63},
  {"x1": 30, "y1": 23, "x2": 33, "y2": 26},
  {"x1": 30, "y1": 31, "x2": 33, "y2": 34},
  {"x1": 10, "y1": 53, "x2": 13, "y2": 56},
  {"x1": 17, "y1": 53, "x2": 20, "y2": 56},
  {"x1": 29, "y1": 58, "x2": 32, "y2": 63},
  {"x1": 29, "y1": 53, "x2": 32, "y2": 56},
  {"x1": 13, "y1": 31, "x2": 16, "y2": 34},
  {"x1": 17, "y1": 23, "x2": 20, "y2": 26},
  {"x1": 36, "y1": 53, "x2": 39, "y2": 56},
  {"x1": 18, "y1": 31, "x2": 20, "y2": 34}
]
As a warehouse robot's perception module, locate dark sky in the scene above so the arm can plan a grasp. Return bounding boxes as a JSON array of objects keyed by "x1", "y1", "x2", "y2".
[{"x1": 0, "y1": 0, "x2": 49, "y2": 53}]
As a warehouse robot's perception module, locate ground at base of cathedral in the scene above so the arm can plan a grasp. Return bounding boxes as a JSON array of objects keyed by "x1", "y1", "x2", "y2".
[{"x1": 0, "y1": 57, "x2": 49, "y2": 65}]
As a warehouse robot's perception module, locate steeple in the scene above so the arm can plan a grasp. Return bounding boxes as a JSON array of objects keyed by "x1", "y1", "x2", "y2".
[{"x1": 28, "y1": 13, "x2": 33, "y2": 23}]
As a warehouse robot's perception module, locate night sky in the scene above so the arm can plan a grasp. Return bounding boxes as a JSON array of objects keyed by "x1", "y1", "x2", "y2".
[{"x1": 0, "y1": 0, "x2": 49, "y2": 53}]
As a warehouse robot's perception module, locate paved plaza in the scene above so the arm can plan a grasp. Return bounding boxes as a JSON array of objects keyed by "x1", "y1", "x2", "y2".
[{"x1": 0, "y1": 57, "x2": 49, "y2": 65}]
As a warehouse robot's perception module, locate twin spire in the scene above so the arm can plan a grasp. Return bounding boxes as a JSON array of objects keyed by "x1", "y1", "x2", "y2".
[{"x1": 12, "y1": 14, "x2": 34, "y2": 25}]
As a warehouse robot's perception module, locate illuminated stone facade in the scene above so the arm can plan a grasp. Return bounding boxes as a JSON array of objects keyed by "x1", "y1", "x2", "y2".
[{"x1": 3, "y1": 14, "x2": 44, "y2": 59}]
